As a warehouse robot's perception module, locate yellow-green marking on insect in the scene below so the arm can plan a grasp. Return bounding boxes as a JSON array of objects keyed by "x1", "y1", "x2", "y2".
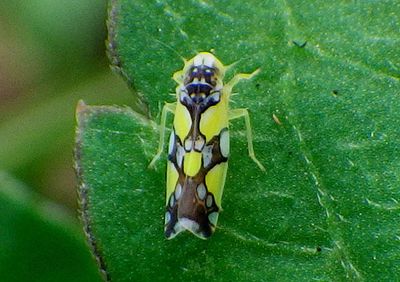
[{"x1": 149, "y1": 52, "x2": 265, "y2": 239}]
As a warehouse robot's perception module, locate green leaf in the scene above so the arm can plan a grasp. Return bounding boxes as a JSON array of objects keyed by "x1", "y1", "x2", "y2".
[
  {"x1": 0, "y1": 172, "x2": 101, "y2": 282},
  {"x1": 76, "y1": 0, "x2": 400, "y2": 281}
]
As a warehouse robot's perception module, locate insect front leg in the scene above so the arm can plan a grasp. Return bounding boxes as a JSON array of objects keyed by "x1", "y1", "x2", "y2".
[
  {"x1": 172, "y1": 70, "x2": 184, "y2": 84},
  {"x1": 229, "y1": 108, "x2": 266, "y2": 171},
  {"x1": 148, "y1": 102, "x2": 176, "y2": 169},
  {"x1": 224, "y1": 68, "x2": 261, "y2": 98}
]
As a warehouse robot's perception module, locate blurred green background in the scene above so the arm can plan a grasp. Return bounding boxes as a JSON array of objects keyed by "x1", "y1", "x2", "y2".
[{"x1": 0, "y1": 1, "x2": 134, "y2": 280}]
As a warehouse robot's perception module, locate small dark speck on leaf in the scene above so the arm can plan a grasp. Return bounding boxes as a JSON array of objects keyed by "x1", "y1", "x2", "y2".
[
  {"x1": 255, "y1": 83, "x2": 260, "y2": 89},
  {"x1": 316, "y1": 246, "x2": 322, "y2": 252},
  {"x1": 292, "y1": 40, "x2": 307, "y2": 48},
  {"x1": 332, "y1": 90, "x2": 339, "y2": 96}
]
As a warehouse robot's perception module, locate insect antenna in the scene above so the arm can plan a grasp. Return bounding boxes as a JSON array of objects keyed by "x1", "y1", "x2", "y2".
[{"x1": 152, "y1": 37, "x2": 188, "y2": 64}]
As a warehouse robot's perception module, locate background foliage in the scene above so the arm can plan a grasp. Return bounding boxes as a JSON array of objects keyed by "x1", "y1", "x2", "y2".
[{"x1": 0, "y1": 1, "x2": 134, "y2": 281}]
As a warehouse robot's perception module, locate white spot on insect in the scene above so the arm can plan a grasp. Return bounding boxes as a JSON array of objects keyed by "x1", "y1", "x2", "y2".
[
  {"x1": 179, "y1": 90, "x2": 189, "y2": 103},
  {"x1": 193, "y1": 55, "x2": 203, "y2": 66},
  {"x1": 208, "y1": 212, "x2": 218, "y2": 226},
  {"x1": 184, "y1": 138, "x2": 192, "y2": 151},
  {"x1": 168, "y1": 131, "x2": 175, "y2": 155},
  {"x1": 175, "y1": 183, "x2": 182, "y2": 200},
  {"x1": 184, "y1": 135, "x2": 205, "y2": 151},
  {"x1": 203, "y1": 54, "x2": 215, "y2": 68},
  {"x1": 196, "y1": 183, "x2": 207, "y2": 200},
  {"x1": 176, "y1": 146, "x2": 185, "y2": 167},
  {"x1": 193, "y1": 53, "x2": 215, "y2": 68},
  {"x1": 173, "y1": 220, "x2": 185, "y2": 234},
  {"x1": 179, "y1": 218, "x2": 200, "y2": 232},
  {"x1": 202, "y1": 145, "x2": 213, "y2": 167},
  {"x1": 165, "y1": 211, "x2": 171, "y2": 224},
  {"x1": 208, "y1": 92, "x2": 220, "y2": 103},
  {"x1": 194, "y1": 136, "x2": 205, "y2": 151},
  {"x1": 220, "y1": 129, "x2": 229, "y2": 158},
  {"x1": 169, "y1": 194, "x2": 175, "y2": 207},
  {"x1": 206, "y1": 194, "x2": 213, "y2": 208}
]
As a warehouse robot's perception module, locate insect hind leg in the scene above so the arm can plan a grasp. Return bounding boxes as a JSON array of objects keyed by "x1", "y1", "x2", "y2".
[
  {"x1": 229, "y1": 108, "x2": 265, "y2": 171},
  {"x1": 225, "y1": 68, "x2": 261, "y2": 97}
]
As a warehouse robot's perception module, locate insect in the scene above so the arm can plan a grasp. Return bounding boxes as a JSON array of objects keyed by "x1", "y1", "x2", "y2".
[{"x1": 149, "y1": 52, "x2": 265, "y2": 239}]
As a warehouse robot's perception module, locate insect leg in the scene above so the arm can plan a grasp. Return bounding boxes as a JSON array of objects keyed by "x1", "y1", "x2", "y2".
[
  {"x1": 172, "y1": 70, "x2": 184, "y2": 84},
  {"x1": 228, "y1": 108, "x2": 265, "y2": 171},
  {"x1": 224, "y1": 68, "x2": 261, "y2": 97},
  {"x1": 148, "y1": 102, "x2": 176, "y2": 169}
]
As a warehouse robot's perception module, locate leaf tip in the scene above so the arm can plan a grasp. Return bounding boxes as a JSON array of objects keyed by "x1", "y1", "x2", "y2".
[
  {"x1": 76, "y1": 99, "x2": 87, "y2": 112},
  {"x1": 76, "y1": 100, "x2": 88, "y2": 121}
]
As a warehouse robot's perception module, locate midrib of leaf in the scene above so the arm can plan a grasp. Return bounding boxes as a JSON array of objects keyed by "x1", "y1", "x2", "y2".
[
  {"x1": 280, "y1": 0, "x2": 363, "y2": 279},
  {"x1": 221, "y1": 224, "x2": 324, "y2": 256}
]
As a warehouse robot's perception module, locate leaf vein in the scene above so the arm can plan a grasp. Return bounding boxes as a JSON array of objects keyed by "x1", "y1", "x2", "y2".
[
  {"x1": 222, "y1": 226, "x2": 328, "y2": 256},
  {"x1": 290, "y1": 122, "x2": 363, "y2": 280},
  {"x1": 280, "y1": 3, "x2": 364, "y2": 277}
]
